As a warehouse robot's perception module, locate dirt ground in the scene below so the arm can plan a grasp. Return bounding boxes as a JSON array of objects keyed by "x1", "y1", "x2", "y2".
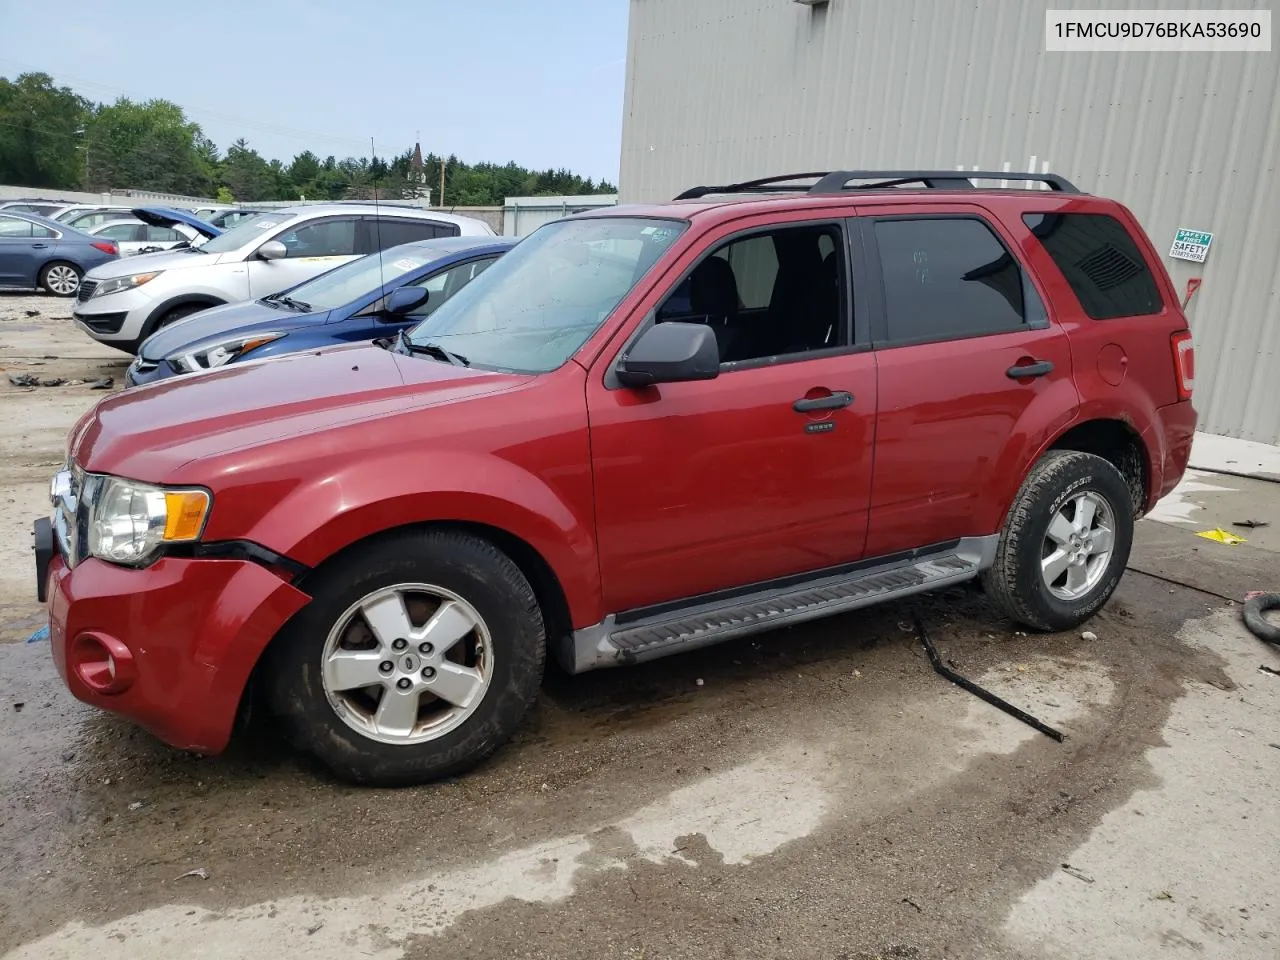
[{"x1": 2, "y1": 292, "x2": 1279, "y2": 959}]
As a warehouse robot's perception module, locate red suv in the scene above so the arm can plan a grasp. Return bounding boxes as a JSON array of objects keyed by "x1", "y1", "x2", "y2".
[{"x1": 34, "y1": 170, "x2": 1197, "y2": 785}]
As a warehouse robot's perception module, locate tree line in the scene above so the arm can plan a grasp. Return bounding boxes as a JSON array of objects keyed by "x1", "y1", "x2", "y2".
[{"x1": 0, "y1": 72, "x2": 616, "y2": 205}]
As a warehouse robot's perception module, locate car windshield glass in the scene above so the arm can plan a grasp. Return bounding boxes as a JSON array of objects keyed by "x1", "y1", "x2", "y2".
[
  {"x1": 198, "y1": 212, "x2": 292, "y2": 253},
  {"x1": 283, "y1": 247, "x2": 440, "y2": 311},
  {"x1": 406, "y1": 217, "x2": 685, "y2": 373}
]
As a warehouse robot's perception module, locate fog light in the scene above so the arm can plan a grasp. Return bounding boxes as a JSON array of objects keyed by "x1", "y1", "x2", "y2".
[{"x1": 71, "y1": 632, "x2": 136, "y2": 695}]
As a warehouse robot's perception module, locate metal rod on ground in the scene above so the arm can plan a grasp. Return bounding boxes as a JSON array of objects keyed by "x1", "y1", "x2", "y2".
[{"x1": 913, "y1": 613, "x2": 1065, "y2": 743}]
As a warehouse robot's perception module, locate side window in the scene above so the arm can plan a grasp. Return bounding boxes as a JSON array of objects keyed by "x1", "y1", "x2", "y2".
[
  {"x1": 873, "y1": 218, "x2": 1027, "y2": 343},
  {"x1": 1023, "y1": 213, "x2": 1163, "y2": 319},
  {"x1": 0, "y1": 216, "x2": 33, "y2": 237},
  {"x1": 100, "y1": 223, "x2": 142, "y2": 241},
  {"x1": 275, "y1": 218, "x2": 358, "y2": 258},
  {"x1": 30, "y1": 223, "x2": 57, "y2": 238},
  {"x1": 144, "y1": 225, "x2": 181, "y2": 242},
  {"x1": 368, "y1": 218, "x2": 442, "y2": 251},
  {"x1": 654, "y1": 223, "x2": 848, "y2": 365},
  {"x1": 403, "y1": 258, "x2": 497, "y2": 318}
]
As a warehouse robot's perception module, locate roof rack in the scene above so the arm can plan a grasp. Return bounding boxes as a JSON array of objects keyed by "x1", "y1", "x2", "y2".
[{"x1": 674, "y1": 169, "x2": 1079, "y2": 200}]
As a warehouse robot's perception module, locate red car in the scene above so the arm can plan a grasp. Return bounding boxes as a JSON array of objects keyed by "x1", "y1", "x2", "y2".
[{"x1": 34, "y1": 170, "x2": 1196, "y2": 785}]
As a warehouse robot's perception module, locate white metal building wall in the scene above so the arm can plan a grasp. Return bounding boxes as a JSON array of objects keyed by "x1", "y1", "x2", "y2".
[{"x1": 620, "y1": 0, "x2": 1280, "y2": 443}]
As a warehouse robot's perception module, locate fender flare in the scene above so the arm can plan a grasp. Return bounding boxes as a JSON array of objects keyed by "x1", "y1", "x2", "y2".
[
  {"x1": 142, "y1": 293, "x2": 227, "y2": 339},
  {"x1": 205, "y1": 448, "x2": 603, "y2": 628}
]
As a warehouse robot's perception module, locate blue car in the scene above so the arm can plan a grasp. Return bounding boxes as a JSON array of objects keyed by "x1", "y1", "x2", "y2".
[
  {"x1": 126, "y1": 236, "x2": 517, "y2": 386},
  {"x1": 0, "y1": 210, "x2": 120, "y2": 297}
]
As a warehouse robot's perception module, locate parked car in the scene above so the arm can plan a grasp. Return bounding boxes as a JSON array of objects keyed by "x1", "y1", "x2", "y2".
[
  {"x1": 0, "y1": 200, "x2": 70, "y2": 218},
  {"x1": 34, "y1": 169, "x2": 1197, "y2": 785},
  {"x1": 72, "y1": 203, "x2": 496, "y2": 353},
  {"x1": 0, "y1": 210, "x2": 118, "y2": 296},
  {"x1": 61, "y1": 207, "x2": 138, "y2": 231},
  {"x1": 127, "y1": 236, "x2": 516, "y2": 385},
  {"x1": 87, "y1": 219, "x2": 206, "y2": 257}
]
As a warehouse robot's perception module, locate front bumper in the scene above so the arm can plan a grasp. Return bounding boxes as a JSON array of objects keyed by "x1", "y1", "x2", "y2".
[
  {"x1": 72, "y1": 286, "x2": 155, "y2": 343},
  {"x1": 125, "y1": 356, "x2": 176, "y2": 387},
  {"x1": 41, "y1": 547, "x2": 310, "y2": 753}
]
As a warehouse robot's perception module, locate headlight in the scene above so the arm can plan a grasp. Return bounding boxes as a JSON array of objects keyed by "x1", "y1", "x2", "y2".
[
  {"x1": 169, "y1": 332, "x2": 285, "y2": 373},
  {"x1": 90, "y1": 271, "x2": 163, "y2": 298},
  {"x1": 84, "y1": 475, "x2": 211, "y2": 566}
]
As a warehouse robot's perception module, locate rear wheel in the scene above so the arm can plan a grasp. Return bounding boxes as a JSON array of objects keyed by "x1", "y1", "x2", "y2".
[
  {"x1": 266, "y1": 529, "x2": 546, "y2": 785},
  {"x1": 983, "y1": 451, "x2": 1134, "y2": 632},
  {"x1": 40, "y1": 261, "x2": 82, "y2": 297}
]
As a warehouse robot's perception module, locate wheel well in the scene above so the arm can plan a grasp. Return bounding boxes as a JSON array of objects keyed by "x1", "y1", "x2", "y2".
[
  {"x1": 239, "y1": 520, "x2": 574, "y2": 731},
  {"x1": 1049, "y1": 419, "x2": 1148, "y2": 514},
  {"x1": 298, "y1": 520, "x2": 573, "y2": 646}
]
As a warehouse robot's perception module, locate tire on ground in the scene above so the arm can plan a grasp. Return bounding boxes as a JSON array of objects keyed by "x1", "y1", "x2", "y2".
[
  {"x1": 265, "y1": 528, "x2": 546, "y2": 786},
  {"x1": 982, "y1": 450, "x2": 1135, "y2": 632}
]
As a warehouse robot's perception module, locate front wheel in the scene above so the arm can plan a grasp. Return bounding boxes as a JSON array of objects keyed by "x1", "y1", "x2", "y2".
[
  {"x1": 982, "y1": 450, "x2": 1134, "y2": 632},
  {"x1": 266, "y1": 529, "x2": 546, "y2": 785},
  {"x1": 40, "y1": 261, "x2": 82, "y2": 297}
]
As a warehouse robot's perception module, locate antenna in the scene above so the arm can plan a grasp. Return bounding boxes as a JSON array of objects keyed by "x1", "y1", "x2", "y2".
[{"x1": 370, "y1": 136, "x2": 386, "y2": 302}]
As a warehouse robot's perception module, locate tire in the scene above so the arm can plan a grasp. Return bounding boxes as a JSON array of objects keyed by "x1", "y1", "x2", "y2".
[
  {"x1": 265, "y1": 528, "x2": 546, "y2": 786},
  {"x1": 154, "y1": 303, "x2": 207, "y2": 330},
  {"x1": 982, "y1": 450, "x2": 1134, "y2": 632},
  {"x1": 39, "y1": 261, "x2": 83, "y2": 297},
  {"x1": 1242, "y1": 593, "x2": 1280, "y2": 646}
]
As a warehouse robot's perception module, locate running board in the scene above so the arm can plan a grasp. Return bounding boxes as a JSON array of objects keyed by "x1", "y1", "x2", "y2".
[{"x1": 557, "y1": 535, "x2": 998, "y2": 674}]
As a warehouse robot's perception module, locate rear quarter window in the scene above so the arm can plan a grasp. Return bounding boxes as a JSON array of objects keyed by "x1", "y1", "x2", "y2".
[{"x1": 1022, "y1": 213, "x2": 1163, "y2": 320}]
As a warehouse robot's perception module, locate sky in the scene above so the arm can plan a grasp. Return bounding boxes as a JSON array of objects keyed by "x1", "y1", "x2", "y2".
[{"x1": 0, "y1": 0, "x2": 629, "y2": 183}]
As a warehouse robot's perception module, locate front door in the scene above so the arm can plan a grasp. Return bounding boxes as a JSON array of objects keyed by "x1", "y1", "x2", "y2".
[
  {"x1": 587, "y1": 216, "x2": 878, "y2": 614},
  {"x1": 0, "y1": 214, "x2": 52, "y2": 286},
  {"x1": 246, "y1": 216, "x2": 361, "y2": 298}
]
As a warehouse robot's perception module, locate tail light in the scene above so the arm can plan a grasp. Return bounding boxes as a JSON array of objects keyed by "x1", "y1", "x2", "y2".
[
  {"x1": 92, "y1": 240, "x2": 118, "y2": 256},
  {"x1": 1171, "y1": 330, "x2": 1195, "y2": 400}
]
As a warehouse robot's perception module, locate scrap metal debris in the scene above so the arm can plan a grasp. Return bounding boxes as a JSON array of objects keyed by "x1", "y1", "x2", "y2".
[
  {"x1": 913, "y1": 613, "x2": 1064, "y2": 743},
  {"x1": 7, "y1": 372, "x2": 39, "y2": 387},
  {"x1": 1233, "y1": 519, "x2": 1270, "y2": 529},
  {"x1": 1061, "y1": 864, "x2": 1095, "y2": 884},
  {"x1": 89, "y1": 377, "x2": 114, "y2": 389},
  {"x1": 175, "y1": 867, "x2": 210, "y2": 881}
]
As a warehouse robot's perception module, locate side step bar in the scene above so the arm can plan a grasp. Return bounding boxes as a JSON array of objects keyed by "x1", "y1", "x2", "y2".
[{"x1": 558, "y1": 536, "x2": 998, "y2": 674}]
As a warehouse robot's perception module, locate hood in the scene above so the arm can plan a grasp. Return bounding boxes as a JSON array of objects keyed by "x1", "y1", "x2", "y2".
[
  {"x1": 84, "y1": 245, "x2": 224, "y2": 279},
  {"x1": 132, "y1": 206, "x2": 222, "y2": 239},
  {"x1": 71, "y1": 344, "x2": 531, "y2": 480},
  {"x1": 138, "y1": 299, "x2": 326, "y2": 361}
]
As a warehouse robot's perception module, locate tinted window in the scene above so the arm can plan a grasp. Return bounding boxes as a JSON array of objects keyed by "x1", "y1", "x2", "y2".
[
  {"x1": 875, "y1": 218, "x2": 1025, "y2": 342},
  {"x1": 1023, "y1": 213, "x2": 1163, "y2": 320},
  {"x1": 369, "y1": 219, "x2": 445, "y2": 251},
  {"x1": 144, "y1": 225, "x2": 182, "y2": 242},
  {"x1": 276, "y1": 218, "x2": 358, "y2": 258}
]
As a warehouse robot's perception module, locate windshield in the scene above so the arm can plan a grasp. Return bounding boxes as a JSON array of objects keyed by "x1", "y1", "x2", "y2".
[
  {"x1": 281, "y1": 246, "x2": 440, "y2": 311},
  {"x1": 198, "y1": 212, "x2": 292, "y2": 253},
  {"x1": 406, "y1": 217, "x2": 685, "y2": 372}
]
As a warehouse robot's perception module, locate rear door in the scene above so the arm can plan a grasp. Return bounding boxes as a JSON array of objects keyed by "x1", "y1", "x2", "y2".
[{"x1": 859, "y1": 205, "x2": 1078, "y2": 557}]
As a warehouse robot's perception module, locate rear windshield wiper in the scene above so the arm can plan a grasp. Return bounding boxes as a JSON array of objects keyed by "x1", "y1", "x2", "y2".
[{"x1": 396, "y1": 329, "x2": 469, "y2": 366}]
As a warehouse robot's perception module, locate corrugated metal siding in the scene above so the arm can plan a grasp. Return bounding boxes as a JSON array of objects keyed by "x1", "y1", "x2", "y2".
[{"x1": 620, "y1": 0, "x2": 1280, "y2": 442}]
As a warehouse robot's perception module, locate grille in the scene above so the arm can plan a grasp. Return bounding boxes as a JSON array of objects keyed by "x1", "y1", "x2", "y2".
[{"x1": 76, "y1": 279, "x2": 98, "y2": 303}]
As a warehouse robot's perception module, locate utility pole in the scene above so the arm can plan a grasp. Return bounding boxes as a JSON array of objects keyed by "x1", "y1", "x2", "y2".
[{"x1": 440, "y1": 159, "x2": 446, "y2": 208}]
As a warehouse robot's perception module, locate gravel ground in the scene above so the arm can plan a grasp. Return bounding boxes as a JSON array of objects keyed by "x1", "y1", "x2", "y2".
[{"x1": 1, "y1": 294, "x2": 1278, "y2": 960}]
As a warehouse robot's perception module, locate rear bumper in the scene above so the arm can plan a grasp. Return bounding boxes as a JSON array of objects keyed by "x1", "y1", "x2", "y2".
[
  {"x1": 1149, "y1": 399, "x2": 1198, "y2": 508},
  {"x1": 46, "y1": 553, "x2": 310, "y2": 753}
]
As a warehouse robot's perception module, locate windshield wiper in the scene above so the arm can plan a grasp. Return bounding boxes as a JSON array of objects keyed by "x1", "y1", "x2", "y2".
[
  {"x1": 267, "y1": 294, "x2": 311, "y2": 312},
  {"x1": 396, "y1": 329, "x2": 469, "y2": 366}
]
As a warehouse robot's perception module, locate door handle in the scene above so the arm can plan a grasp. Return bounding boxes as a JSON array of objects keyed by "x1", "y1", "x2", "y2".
[
  {"x1": 793, "y1": 390, "x2": 854, "y2": 413},
  {"x1": 31, "y1": 243, "x2": 49, "y2": 249},
  {"x1": 1006, "y1": 359, "x2": 1054, "y2": 380}
]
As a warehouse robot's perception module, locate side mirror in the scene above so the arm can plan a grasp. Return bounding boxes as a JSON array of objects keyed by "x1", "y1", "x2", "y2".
[
  {"x1": 616, "y1": 322, "x2": 720, "y2": 388},
  {"x1": 383, "y1": 285, "x2": 429, "y2": 317},
  {"x1": 257, "y1": 240, "x2": 287, "y2": 261}
]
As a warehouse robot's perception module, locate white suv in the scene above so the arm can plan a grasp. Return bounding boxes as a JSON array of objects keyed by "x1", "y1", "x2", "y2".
[{"x1": 72, "y1": 204, "x2": 495, "y2": 353}]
